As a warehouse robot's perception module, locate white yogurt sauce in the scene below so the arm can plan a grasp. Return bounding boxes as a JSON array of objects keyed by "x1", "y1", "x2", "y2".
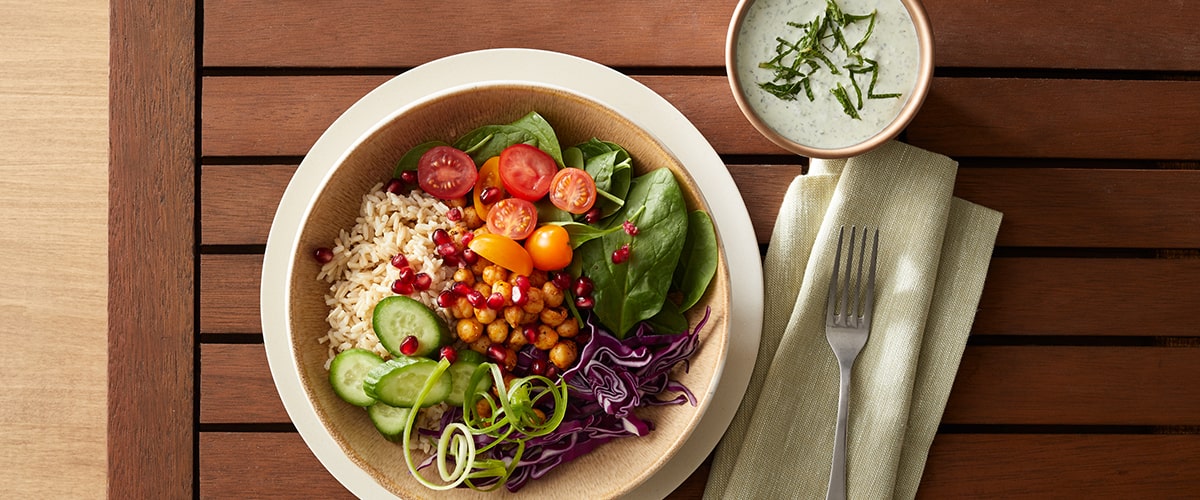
[{"x1": 735, "y1": 0, "x2": 920, "y2": 150}]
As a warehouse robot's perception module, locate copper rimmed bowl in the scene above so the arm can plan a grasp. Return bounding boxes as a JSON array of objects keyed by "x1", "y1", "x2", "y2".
[
  {"x1": 726, "y1": 0, "x2": 934, "y2": 158},
  {"x1": 263, "y1": 79, "x2": 731, "y2": 499}
]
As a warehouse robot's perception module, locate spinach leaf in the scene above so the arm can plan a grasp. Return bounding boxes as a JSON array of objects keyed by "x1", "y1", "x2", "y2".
[
  {"x1": 646, "y1": 299, "x2": 689, "y2": 334},
  {"x1": 576, "y1": 168, "x2": 688, "y2": 338},
  {"x1": 548, "y1": 221, "x2": 622, "y2": 249},
  {"x1": 573, "y1": 139, "x2": 633, "y2": 218},
  {"x1": 672, "y1": 210, "x2": 719, "y2": 312},
  {"x1": 535, "y1": 199, "x2": 573, "y2": 224},
  {"x1": 451, "y1": 111, "x2": 563, "y2": 167},
  {"x1": 393, "y1": 140, "x2": 447, "y2": 177}
]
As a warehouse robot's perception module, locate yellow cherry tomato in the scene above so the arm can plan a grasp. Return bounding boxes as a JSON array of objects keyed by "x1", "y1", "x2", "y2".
[
  {"x1": 524, "y1": 225, "x2": 573, "y2": 271},
  {"x1": 468, "y1": 233, "x2": 534, "y2": 276},
  {"x1": 472, "y1": 156, "x2": 505, "y2": 218}
]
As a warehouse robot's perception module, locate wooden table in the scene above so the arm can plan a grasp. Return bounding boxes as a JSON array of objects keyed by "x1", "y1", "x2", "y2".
[{"x1": 109, "y1": 1, "x2": 1200, "y2": 497}]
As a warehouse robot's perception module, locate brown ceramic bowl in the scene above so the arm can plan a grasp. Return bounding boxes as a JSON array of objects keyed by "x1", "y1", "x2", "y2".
[
  {"x1": 279, "y1": 83, "x2": 730, "y2": 498},
  {"x1": 726, "y1": 0, "x2": 934, "y2": 159}
]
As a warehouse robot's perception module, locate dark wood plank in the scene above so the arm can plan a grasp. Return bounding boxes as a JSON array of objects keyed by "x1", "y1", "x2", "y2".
[
  {"x1": 109, "y1": 0, "x2": 196, "y2": 497},
  {"x1": 200, "y1": 254, "x2": 1200, "y2": 337},
  {"x1": 202, "y1": 0, "x2": 731, "y2": 68},
  {"x1": 202, "y1": 164, "x2": 1200, "y2": 249},
  {"x1": 201, "y1": 75, "x2": 1200, "y2": 160},
  {"x1": 200, "y1": 344, "x2": 287, "y2": 424},
  {"x1": 199, "y1": 432, "x2": 1200, "y2": 498},
  {"x1": 908, "y1": 79, "x2": 1200, "y2": 160},
  {"x1": 200, "y1": 343, "x2": 1200, "y2": 425},
  {"x1": 943, "y1": 347, "x2": 1200, "y2": 425},
  {"x1": 203, "y1": 0, "x2": 1200, "y2": 72},
  {"x1": 919, "y1": 434, "x2": 1200, "y2": 498}
]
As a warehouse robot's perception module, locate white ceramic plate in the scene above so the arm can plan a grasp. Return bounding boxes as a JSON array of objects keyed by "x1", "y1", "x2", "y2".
[{"x1": 261, "y1": 48, "x2": 764, "y2": 498}]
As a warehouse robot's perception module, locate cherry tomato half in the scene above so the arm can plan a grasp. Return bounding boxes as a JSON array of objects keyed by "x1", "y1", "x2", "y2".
[
  {"x1": 472, "y1": 156, "x2": 505, "y2": 218},
  {"x1": 468, "y1": 233, "x2": 533, "y2": 277},
  {"x1": 499, "y1": 144, "x2": 557, "y2": 201},
  {"x1": 486, "y1": 197, "x2": 538, "y2": 240},
  {"x1": 524, "y1": 225, "x2": 573, "y2": 271},
  {"x1": 548, "y1": 167, "x2": 597, "y2": 214},
  {"x1": 418, "y1": 145, "x2": 477, "y2": 199}
]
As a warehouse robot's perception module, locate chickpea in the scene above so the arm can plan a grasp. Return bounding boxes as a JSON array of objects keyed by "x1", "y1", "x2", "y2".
[
  {"x1": 453, "y1": 268, "x2": 475, "y2": 286},
  {"x1": 475, "y1": 398, "x2": 493, "y2": 420},
  {"x1": 456, "y1": 317, "x2": 483, "y2": 343},
  {"x1": 502, "y1": 347, "x2": 518, "y2": 371},
  {"x1": 450, "y1": 296, "x2": 473, "y2": 319},
  {"x1": 529, "y1": 408, "x2": 547, "y2": 425},
  {"x1": 482, "y1": 265, "x2": 509, "y2": 286},
  {"x1": 522, "y1": 287, "x2": 545, "y2": 314},
  {"x1": 539, "y1": 306, "x2": 567, "y2": 327},
  {"x1": 474, "y1": 282, "x2": 491, "y2": 296},
  {"x1": 507, "y1": 326, "x2": 528, "y2": 349},
  {"x1": 528, "y1": 270, "x2": 548, "y2": 287},
  {"x1": 533, "y1": 325, "x2": 558, "y2": 350},
  {"x1": 470, "y1": 255, "x2": 491, "y2": 275},
  {"x1": 475, "y1": 306, "x2": 497, "y2": 324},
  {"x1": 542, "y1": 282, "x2": 564, "y2": 308},
  {"x1": 491, "y1": 281, "x2": 513, "y2": 304},
  {"x1": 523, "y1": 310, "x2": 540, "y2": 325},
  {"x1": 461, "y1": 205, "x2": 483, "y2": 229},
  {"x1": 504, "y1": 306, "x2": 525, "y2": 327},
  {"x1": 447, "y1": 197, "x2": 468, "y2": 208},
  {"x1": 468, "y1": 336, "x2": 492, "y2": 354},
  {"x1": 556, "y1": 318, "x2": 579, "y2": 338},
  {"x1": 486, "y1": 320, "x2": 509, "y2": 344},
  {"x1": 550, "y1": 340, "x2": 579, "y2": 369}
]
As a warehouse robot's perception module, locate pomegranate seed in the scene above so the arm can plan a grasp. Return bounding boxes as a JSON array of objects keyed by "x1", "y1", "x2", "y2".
[
  {"x1": 413, "y1": 273, "x2": 432, "y2": 291},
  {"x1": 460, "y1": 232, "x2": 475, "y2": 245},
  {"x1": 437, "y1": 242, "x2": 459, "y2": 257},
  {"x1": 397, "y1": 266, "x2": 415, "y2": 284},
  {"x1": 390, "y1": 254, "x2": 409, "y2": 268},
  {"x1": 486, "y1": 345, "x2": 507, "y2": 364},
  {"x1": 313, "y1": 247, "x2": 334, "y2": 264},
  {"x1": 446, "y1": 207, "x2": 462, "y2": 222},
  {"x1": 511, "y1": 284, "x2": 528, "y2": 306},
  {"x1": 391, "y1": 279, "x2": 414, "y2": 295},
  {"x1": 385, "y1": 178, "x2": 404, "y2": 195},
  {"x1": 442, "y1": 254, "x2": 462, "y2": 267},
  {"x1": 487, "y1": 292, "x2": 505, "y2": 310},
  {"x1": 461, "y1": 248, "x2": 479, "y2": 265},
  {"x1": 524, "y1": 326, "x2": 538, "y2": 344},
  {"x1": 530, "y1": 358, "x2": 547, "y2": 376},
  {"x1": 439, "y1": 346, "x2": 457, "y2": 364},
  {"x1": 544, "y1": 365, "x2": 559, "y2": 379},
  {"x1": 466, "y1": 290, "x2": 487, "y2": 309},
  {"x1": 550, "y1": 271, "x2": 572, "y2": 290},
  {"x1": 436, "y1": 290, "x2": 456, "y2": 308},
  {"x1": 399, "y1": 335, "x2": 419, "y2": 356},
  {"x1": 432, "y1": 228, "x2": 453, "y2": 246},
  {"x1": 514, "y1": 275, "x2": 531, "y2": 291},
  {"x1": 622, "y1": 220, "x2": 640, "y2": 235},
  {"x1": 572, "y1": 276, "x2": 594, "y2": 297},
  {"x1": 584, "y1": 207, "x2": 602, "y2": 224},
  {"x1": 453, "y1": 282, "x2": 473, "y2": 296},
  {"x1": 479, "y1": 187, "x2": 501, "y2": 205},
  {"x1": 399, "y1": 170, "x2": 418, "y2": 184},
  {"x1": 574, "y1": 295, "x2": 595, "y2": 309},
  {"x1": 611, "y1": 244, "x2": 631, "y2": 264}
]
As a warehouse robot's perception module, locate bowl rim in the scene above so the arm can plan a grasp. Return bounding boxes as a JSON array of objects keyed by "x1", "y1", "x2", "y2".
[
  {"x1": 725, "y1": 0, "x2": 935, "y2": 159},
  {"x1": 260, "y1": 48, "x2": 765, "y2": 499}
]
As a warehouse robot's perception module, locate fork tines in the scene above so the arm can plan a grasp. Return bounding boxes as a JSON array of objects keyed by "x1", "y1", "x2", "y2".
[{"x1": 826, "y1": 225, "x2": 879, "y2": 330}]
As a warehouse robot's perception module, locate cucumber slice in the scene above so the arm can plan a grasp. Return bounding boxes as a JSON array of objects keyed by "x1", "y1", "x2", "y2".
[
  {"x1": 363, "y1": 357, "x2": 451, "y2": 408},
  {"x1": 328, "y1": 348, "x2": 385, "y2": 407},
  {"x1": 444, "y1": 359, "x2": 493, "y2": 407},
  {"x1": 367, "y1": 402, "x2": 413, "y2": 442},
  {"x1": 372, "y1": 296, "x2": 450, "y2": 358}
]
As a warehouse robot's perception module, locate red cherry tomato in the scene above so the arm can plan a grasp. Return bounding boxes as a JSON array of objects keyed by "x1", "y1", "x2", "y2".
[
  {"x1": 524, "y1": 225, "x2": 573, "y2": 271},
  {"x1": 418, "y1": 145, "x2": 477, "y2": 199},
  {"x1": 548, "y1": 167, "x2": 597, "y2": 214},
  {"x1": 472, "y1": 156, "x2": 505, "y2": 218},
  {"x1": 486, "y1": 197, "x2": 538, "y2": 240},
  {"x1": 498, "y1": 144, "x2": 557, "y2": 201}
]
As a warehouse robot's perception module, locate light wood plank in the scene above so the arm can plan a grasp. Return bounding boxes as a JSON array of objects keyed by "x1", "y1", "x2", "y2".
[
  {"x1": 109, "y1": 0, "x2": 196, "y2": 496},
  {"x1": 201, "y1": 75, "x2": 1200, "y2": 160},
  {"x1": 202, "y1": 0, "x2": 1200, "y2": 72}
]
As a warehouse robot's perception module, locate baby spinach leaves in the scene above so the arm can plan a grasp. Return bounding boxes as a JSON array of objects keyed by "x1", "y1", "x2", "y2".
[
  {"x1": 564, "y1": 139, "x2": 632, "y2": 218},
  {"x1": 672, "y1": 210, "x2": 719, "y2": 312},
  {"x1": 451, "y1": 111, "x2": 564, "y2": 167}
]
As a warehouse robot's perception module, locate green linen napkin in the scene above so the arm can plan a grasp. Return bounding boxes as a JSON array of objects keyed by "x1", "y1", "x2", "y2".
[{"x1": 704, "y1": 141, "x2": 1002, "y2": 499}]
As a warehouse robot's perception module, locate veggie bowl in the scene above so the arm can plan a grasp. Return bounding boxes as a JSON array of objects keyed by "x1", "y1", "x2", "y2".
[{"x1": 268, "y1": 81, "x2": 731, "y2": 498}]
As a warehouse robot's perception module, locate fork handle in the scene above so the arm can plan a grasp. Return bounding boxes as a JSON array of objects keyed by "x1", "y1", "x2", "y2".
[{"x1": 826, "y1": 363, "x2": 852, "y2": 500}]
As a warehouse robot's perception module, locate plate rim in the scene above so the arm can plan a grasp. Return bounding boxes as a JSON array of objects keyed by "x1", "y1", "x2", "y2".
[{"x1": 260, "y1": 47, "x2": 764, "y2": 499}]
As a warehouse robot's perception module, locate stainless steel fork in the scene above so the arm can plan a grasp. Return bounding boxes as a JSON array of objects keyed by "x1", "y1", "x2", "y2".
[{"x1": 824, "y1": 226, "x2": 879, "y2": 500}]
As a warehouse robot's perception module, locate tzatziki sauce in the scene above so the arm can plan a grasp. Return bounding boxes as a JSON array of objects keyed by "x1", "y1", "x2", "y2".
[{"x1": 735, "y1": 0, "x2": 920, "y2": 150}]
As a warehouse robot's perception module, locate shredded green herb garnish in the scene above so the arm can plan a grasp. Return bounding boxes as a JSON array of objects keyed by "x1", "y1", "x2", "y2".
[{"x1": 756, "y1": 0, "x2": 901, "y2": 119}]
